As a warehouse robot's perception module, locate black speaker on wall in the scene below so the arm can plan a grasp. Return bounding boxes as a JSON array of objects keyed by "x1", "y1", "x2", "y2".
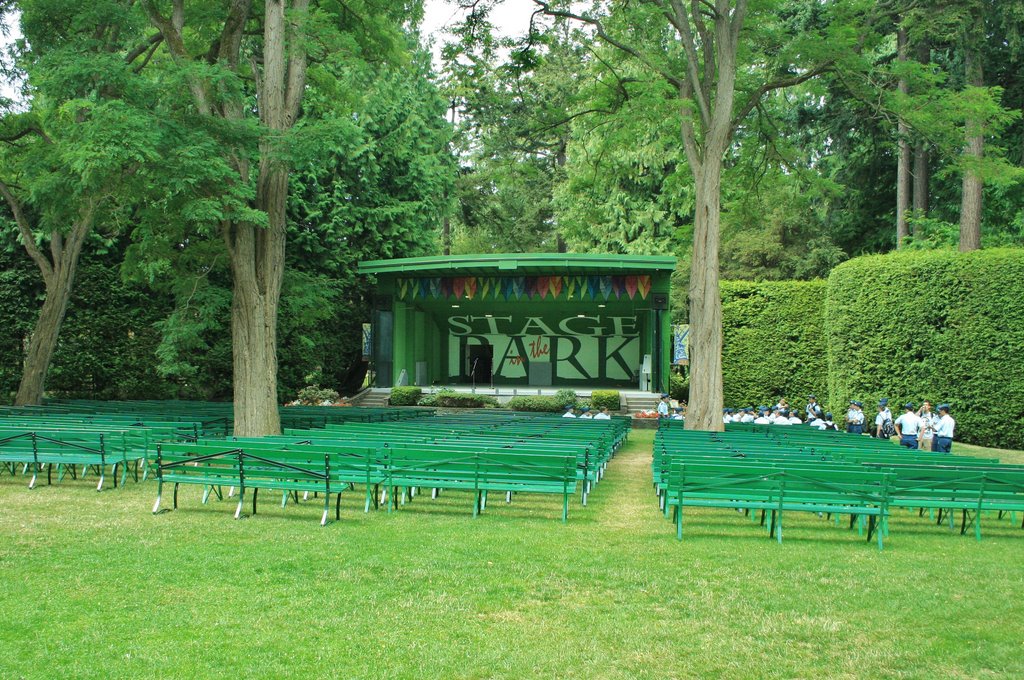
[{"x1": 652, "y1": 293, "x2": 669, "y2": 310}]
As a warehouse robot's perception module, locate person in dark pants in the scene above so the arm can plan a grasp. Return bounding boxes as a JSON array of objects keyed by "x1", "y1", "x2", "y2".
[
  {"x1": 894, "y1": 403, "x2": 921, "y2": 449},
  {"x1": 846, "y1": 401, "x2": 865, "y2": 434},
  {"x1": 933, "y1": 404, "x2": 956, "y2": 453}
]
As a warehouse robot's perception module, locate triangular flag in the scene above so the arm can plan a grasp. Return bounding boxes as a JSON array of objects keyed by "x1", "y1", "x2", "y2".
[
  {"x1": 586, "y1": 276, "x2": 600, "y2": 300},
  {"x1": 625, "y1": 275, "x2": 638, "y2": 300},
  {"x1": 549, "y1": 276, "x2": 563, "y2": 298},
  {"x1": 599, "y1": 276, "x2": 613, "y2": 300},
  {"x1": 465, "y1": 277, "x2": 478, "y2": 300},
  {"x1": 536, "y1": 276, "x2": 549, "y2": 300},
  {"x1": 637, "y1": 275, "x2": 651, "y2": 300},
  {"x1": 512, "y1": 277, "x2": 525, "y2": 300},
  {"x1": 479, "y1": 277, "x2": 491, "y2": 299},
  {"x1": 429, "y1": 278, "x2": 441, "y2": 299},
  {"x1": 611, "y1": 276, "x2": 625, "y2": 299},
  {"x1": 398, "y1": 278, "x2": 409, "y2": 300},
  {"x1": 453, "y1": 277, "x2": 466, "y2": 299}
]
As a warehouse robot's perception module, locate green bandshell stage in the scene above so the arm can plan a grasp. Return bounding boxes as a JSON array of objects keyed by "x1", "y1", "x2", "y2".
[{"x1": 358, "y1": 254, "x2": 676, "y2": 392}]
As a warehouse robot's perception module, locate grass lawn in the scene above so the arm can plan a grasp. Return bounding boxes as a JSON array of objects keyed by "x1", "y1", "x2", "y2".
[{"x1": 2, "y1": 429, "x2": 1023, "y2": 679}]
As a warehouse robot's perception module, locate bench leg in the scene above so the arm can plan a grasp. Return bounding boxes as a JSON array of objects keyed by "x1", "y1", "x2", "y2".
[
  {"x1": 152, "y1": 481, "x2": 163, "y2": 513},
  {"x1": 96, "y1": 466, "x2": 105, "y2": 492},
  {"x1": 336, "y1": 491, "x2": 343, "y2": 521},
  {"x1": 431, "y1": 488, "x2": 438, "y2": 499},
  {"x1": 252, "y1": 487, "x2": 259, "y2": 516},
  {"x1": 562, "y1": 492, "x2": 568, "y2": 523},
  {"x1": 506, "y1": 491, "x2": 512, "y2": 504},
  {"x1": 321, "y1": 493, "x2": 330, "y2": 527},
  {"x1": 481, "y1": 490, "x2": 487, "y2": 511},
  {"x1": 675, "y1": 504, "x2": 683, "y2": 540},
  {"x1": 173, "y1": 482, "x2": 179, "y2": 510},
  {"x1": 202, "y1": 486, "x2": 212, "y2": 504},
  {"x1": 281, "y1": 490, "x2": 288, "y2": 508},
  {"x1": 234, "y1": 486, "x2": 245, "y2": 519}
]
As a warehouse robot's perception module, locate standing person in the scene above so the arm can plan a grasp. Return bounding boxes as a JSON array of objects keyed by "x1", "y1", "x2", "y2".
[
  {"x1": 894, "y1": 403, "x2": 922, "y2": 449},
  {"x1": 875, "y1": 399, "x2": 894, "y2": 438},
  {"x1": 917, "y1": 401, "x2": 939, "y2": 451},
  {"x1": 846, "y1": 401, "x2": 865, "y2": 434},
  {"x1": 934, "y1": 404, "x2": 956, "y2": 453},
  {"x1": 657, "y1": 393, "x2": 670, "y2": 419},
  {"x1": 806, "y1": 395, "x2": 823, "y2": 421}
]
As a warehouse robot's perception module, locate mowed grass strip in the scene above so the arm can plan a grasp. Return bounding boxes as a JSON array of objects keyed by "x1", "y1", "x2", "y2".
[{"x1": 1, "y1": 430, "x2": 1023, "y2": 679}]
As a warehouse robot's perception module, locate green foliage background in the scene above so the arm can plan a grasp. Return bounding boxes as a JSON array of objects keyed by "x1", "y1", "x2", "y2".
[
  {"x1": 826, "y1": 249, "x2": 1024, "y2": 449},
  {"x1": 721, "y1": 280, "x2": 829, "y2": 410}
]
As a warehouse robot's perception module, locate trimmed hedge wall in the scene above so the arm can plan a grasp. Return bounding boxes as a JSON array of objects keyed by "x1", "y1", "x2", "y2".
[
  {"x1": 721, "y1": 280, "x2": 829, "y2": 410},
  {"x1": 826, "y1": 249, "x2": 1024, "y2": 449},
  {"x1": 389, "y1": 387, "x2": 422, "y2": 406},
  {"x1": 506, "y1": 396, "x2": 564, "y2": 412}
]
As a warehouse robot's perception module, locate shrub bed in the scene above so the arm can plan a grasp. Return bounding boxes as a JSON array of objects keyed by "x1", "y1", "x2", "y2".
[{"x1": 389, "y1": 386, "x2": 422, "y2": 406}]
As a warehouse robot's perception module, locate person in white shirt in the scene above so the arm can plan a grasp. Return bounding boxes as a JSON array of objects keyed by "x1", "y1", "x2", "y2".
[
  {"x1": 670, "y1": 407, "x2": 685, "y2": 421},
  {"x1": 875, "y1": 398, "x2": 893, "y2": 438},
  {"x1": 822, "y1": 413, "x2": 838, "y2": 431},
  {"x1": 562, "y1": 405, "x2": 577, "y2": 418},
  {"x1": 894, "y1": 402, "x2": 922, "y2": 449},
  {"x1": 773, "y1": 410, "x2": 793, "y2": 425},
  {"x1": 657, "y1": 394, "x2": 670, "y2": 419},
  {"x1": 753, "y1": 409, "x2": 771, "y2": 425},
  {"x1": 739, "y1": 408, "x2": 756, "y2": 423},
  {"x1": 787, "y1": 411, "x2": 803, "y2": 425},
  {"x1": 805, "y1": 395, "x2": 823, "y2": 421},
  {"x1": 578, "y1": 407, "x2": 594, "y2": 420},
  {"x1": 846, "y1": 401, "x2": 865, "y2": 434},
  {"x1": 933, "y1": 404, "x2": 955, "y2": 453},
  {"x1": 722, "y1": 408, "x2": 733, "y2": 425},
  {"x1": 594, "y1": 407, "x2": 612, "y2": 420},
  {"x1": 808, "y1": 414, "x2": 826, "y2": 429},
  {"x1": 917, "y1": 401, "x2": 939, "y2": 451}
]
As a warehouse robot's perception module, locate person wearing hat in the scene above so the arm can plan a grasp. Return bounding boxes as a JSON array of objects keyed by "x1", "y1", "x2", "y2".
[
  {"x1": 722, "y1": 408, "x2": 733, "y2": 425},
  {"x1": 739, "y1": 407, "x2": 756, "y2": 424},
  {"x1": 594, "y1": 406, "x2": 612, "y2": 420},
  {"x1": 822, "y1": 412, "x2": 838, "y2": 431},
  {"x1": 894, "y1": 403, "x2": 922, "y2": 449},
  {"x1": 671, "y1": 406, "x2": 685, "y2": 421},
  {"x1": 787, "y1": 410, "x2": 803, "y2": 425},
  {"x1": 846, "y1": 401, "x2": 865, "y2": 434},
  {"x1": 753, "y1": 409, "x2": 771, "y2": 425},
  {"x1": 562, "y1": 404, "x2": 577, "y2": 418},
  {"x1": 933, "y1": 404, "x2": 956, "y2": 453},
  {"x1": 578, "y1": 406, "x2": 594, "y2": 420},
  {"x1": 773, "y1": 409, "x2": 793, "y2": 425},
  {"x1": 875, "y1": 398, "x2": 893, "y2": 438},
  {"x1": 805, "y1": 395, "x2": 823, "y2": 421},
  {"x1": 808, "y1": 411, "x2": 826, "y2": 429},
  {"x1": 657, "y1": 393, "x2": 670, "y2": 419}
]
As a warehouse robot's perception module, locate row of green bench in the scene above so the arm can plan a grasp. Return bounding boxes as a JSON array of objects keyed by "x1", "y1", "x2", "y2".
[
  {"x1": 0, "y1": 430, "x2": 148, "y2": 490},
  {"x1": 152, "y1": 442, "x2": 579, "y2": 524},
  {"x1": 654, "y1": 425, "x2": 1024, "y2": 548}
]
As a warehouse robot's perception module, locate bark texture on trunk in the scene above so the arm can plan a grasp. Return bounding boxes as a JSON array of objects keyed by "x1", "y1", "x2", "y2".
[
  {"x1": 686, "y1": 161, "x2": 724, "y2": 431},
  {"x1": 15, "y1": 256, "x2": 80, "y2": 405},
  {"x1": 912, "y1": 40, "x2": 930, "y2": 226},
  {"x1": 896, "y1": 28, "x2": 910, "y2": 248},
  {"x1": 959, "y1": 11, "x2": 984, "y2": 252},
  {"x1": 0, "y1": 181, "x2": 93, "y2": 406}
]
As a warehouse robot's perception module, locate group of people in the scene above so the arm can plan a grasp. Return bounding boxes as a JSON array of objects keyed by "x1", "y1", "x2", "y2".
[
  {"x1": 562, "y1": 405, "x2": 613, "y2": 420},
  {"x1": 654, "y1": 392, "x2": 957, "y2": 452},
  {"x1": 850, "y1": 398, "x2": 956, "y2": 452}
]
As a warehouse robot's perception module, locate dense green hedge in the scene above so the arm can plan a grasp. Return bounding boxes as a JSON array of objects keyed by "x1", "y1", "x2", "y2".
[
  {"x1": 721, "y1": 280, "x2": 828, "y2": 410},
  {"x1": 389, "y1": 386, "x2": 422, "y2": 406},
  {"x1": 826, "y1": 249, "x2": 1024, "y2": 449},
  {"x1": 590, "y1": 390, "x2": 620, "y2": 411},
  {"x1": 506, "y1": 396, "x2": 564, "y2": 412}
]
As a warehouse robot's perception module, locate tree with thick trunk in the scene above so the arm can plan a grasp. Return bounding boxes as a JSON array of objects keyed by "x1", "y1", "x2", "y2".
[
  {"x1": 535, "y1": 0, "x2": 841, "y2": 430},
  {"x1": 912, "y1": 40, "x2": 930, "y2": 226},
  {"x1": 896, "y1": 27, "x2": 911, "y2": 247},
  {"x1": 144, "y1": 0, "x2": 310, "y2": 435},
  {"x1": 0, "y1": 182, "x2": 93, "y2": 405},
  {"x1": 959, "y1": 8, "x2": 984, "y2": 252}
]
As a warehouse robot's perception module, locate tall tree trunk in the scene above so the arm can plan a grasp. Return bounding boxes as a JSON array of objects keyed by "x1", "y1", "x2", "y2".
[
  {"x1": 0, "y1": 182, "x2": 92, "y2": 406},
  {"x1": 226, "y1": 0, "x2": 308, "y2": 436},
  {"x1": 686, "y1": 158, "x2": 724, "y2": 431},
  {"x1": 15, "y1": 263, "x2": 78, "y2": 405},
  {"x1": 959, "y1": 12, "x2": 984, "y2": 252},
  {"x1": 896, "y1": 28, "x2": 911, "y2": 248},
  {"x1": 912, "y1": 40, "x2": 930, "y2": 228}
]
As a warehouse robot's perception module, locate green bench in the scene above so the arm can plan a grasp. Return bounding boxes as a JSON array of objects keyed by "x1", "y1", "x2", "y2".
[{"x1": 664, "y1": 460, "x2": 893, "y2": 548}]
